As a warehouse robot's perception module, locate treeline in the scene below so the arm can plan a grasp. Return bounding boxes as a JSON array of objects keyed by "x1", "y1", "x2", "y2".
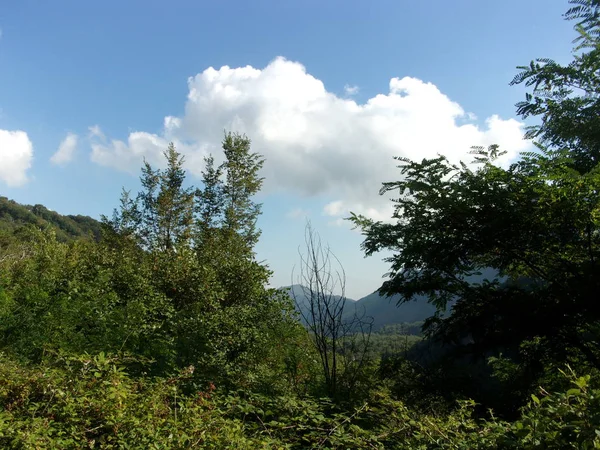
[
  {"x1": 2, "y1": 0, "x2": 600, "y2": 447},
  {"x1": 0, "y1": 196, "x2": 102, "y2": 242},
  {"x1": 1, "y1": 134, "x2": 312, "y2": 394}
]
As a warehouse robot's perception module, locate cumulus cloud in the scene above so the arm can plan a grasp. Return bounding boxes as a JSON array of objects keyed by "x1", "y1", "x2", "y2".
[
  {"x1": 90, "y1": 56, "x2": 530, "y2": 220},
  {"x1": 0, "y1": 129, "x2": 33, "y2": 187},
  {"x1": 91, "y1": 130, "x2": 173, "y2": 173},
  {"x1": 51, "y1": 133, "x2": 78, "y2": 165},
  {"x1": 344, "y1": 84, "x2": 359, "y2": 96}
]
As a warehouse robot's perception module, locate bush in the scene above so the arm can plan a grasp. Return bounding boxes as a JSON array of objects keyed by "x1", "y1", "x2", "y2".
[
  {"x1": 0, "y1": 353, "x2": 265, "y2": 449},
  {"x1": 2, "y1": 353, "x2": 599, "y2": 449}
]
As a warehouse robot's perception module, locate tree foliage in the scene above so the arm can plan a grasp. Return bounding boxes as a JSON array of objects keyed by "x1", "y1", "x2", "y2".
[
  {"x1": 349, "y1": 0, "x2": 600, "y2": 413},
  {"x1": 2, "y1": 1, "x2": 600, "y2": 446},
  {"x1": 1, "y1": 135, "x2": 306, "y2": 393}
]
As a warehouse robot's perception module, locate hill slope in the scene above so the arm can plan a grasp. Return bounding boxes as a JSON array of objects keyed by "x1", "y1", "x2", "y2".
[{"x1": 0, "y1": 196, "x2": 102, "y2": 242}]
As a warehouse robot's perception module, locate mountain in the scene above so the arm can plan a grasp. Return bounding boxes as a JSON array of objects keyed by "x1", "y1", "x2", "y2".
[
  {"x1": 282, "y1": 268, "x2": 500, "y2": 331},
  {"x1": 282, "y1": 284, "x2": 431, "y2": 330},
  {"x1": 349, "y1": 292, "x2": 436, "y2": 331},
  {"x1": 283, "y1": 284, "x2": 356, "y2": 326},
  {"x1": 0, "y1": 196, "x2": 102, "y2": 242}
]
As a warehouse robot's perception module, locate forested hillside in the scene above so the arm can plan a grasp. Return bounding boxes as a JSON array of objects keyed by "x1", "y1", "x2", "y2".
[
  {"x1": 0, "y1": 196, "x2": 101, "y2": 241},
  {"x1": 2, "y1": 1, "x2": 600, "y2": 448}
]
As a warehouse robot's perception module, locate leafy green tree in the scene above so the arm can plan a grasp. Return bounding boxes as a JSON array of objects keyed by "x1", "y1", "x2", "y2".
[
  {"x1": 349, "y1": 0, "x2": 600, "y2": 411},
  {"x1": 512, "y1": 0, "x2": 600, "y2": 174},
  {"x1": 195, "y1": 132, "x2": 270, "y2": 309},
  {"x1": 106, "y1": 189, "x2": 141, "y2": 240},
  {"x1": 140, "y1": 144, "x2": 195, "y2": 252},
  {"x1": 196, "y1": 154, "x2": 224, "y2": 238},
  {"x1": 101, "y1": 137, "x2": 304, "y2": 391},
  {"x1": 111, "y1": 143, "x2": 194, "y2": 253},
  {"x1": 221, "y1": 132, "x2": 265, "y2": 255}
]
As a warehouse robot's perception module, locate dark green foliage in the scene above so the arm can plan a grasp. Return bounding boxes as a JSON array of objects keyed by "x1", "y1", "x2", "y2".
[
  {"x1": 0, "y1": 226, "x2": 175, "y2": 369},
  {"x1": 349, "y1": 0, "x2": 600, "y2": 417}
]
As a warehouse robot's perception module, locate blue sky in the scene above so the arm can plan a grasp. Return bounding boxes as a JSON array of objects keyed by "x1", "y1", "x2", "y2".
[{"x1": 0, "y1": 0, "x2": 574, "y2": 298}]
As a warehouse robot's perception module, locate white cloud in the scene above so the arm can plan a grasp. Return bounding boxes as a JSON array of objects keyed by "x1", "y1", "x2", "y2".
[
  {"x1": 323, "y1": 200, "x2": 394, "y2": 223},
  {"x1": 323, "y1": 200, "x2": 344, "y2": 217},
  {"x1": 344, "y1": 84, "x2": 359, "y2": 96},
  {"x1": 51, "y1": 132, "x2": 78, "y2": 165},
  {"x1": 90, "y1": 56, "x2": 531, "y2": 221},
  {"x1": 0, "y1": 129, "x2": 33, "y2": 187},
  {"x1": 88, "y1": 125, "x2": 104, "y2": 139},
  {"x1": 286, "y1": 207, "x2": 310, "y2": 219},
  {"x1": 91, "y1": 130, "x2": 171, "y2": 173}
]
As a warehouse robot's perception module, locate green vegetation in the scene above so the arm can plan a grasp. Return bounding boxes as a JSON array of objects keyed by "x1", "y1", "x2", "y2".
[
  {"x1": 349, "y1": 0, "x2": 600, "y2": 418},
  {"x1": 2, "y1": 1, "x2": 600, "y2": 447},
  {"x1": 0, "y1": 196, "x2": 102, "y2": 242},
  {"x1": 1, "y1": 353, "x2": 599, "y2": 449}
]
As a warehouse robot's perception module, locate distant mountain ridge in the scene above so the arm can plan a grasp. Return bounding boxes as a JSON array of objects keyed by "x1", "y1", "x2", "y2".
[
  {"x1": 0, "y1": 196, "x2": 102, "y2": 242},
  {"x1": 349, "y1": 291, "x2": 436, "y2": 331},
  {"x1": 282, "y1": 284, "x2": 435, "y2": 331},
  {"x1": 282, "y1": 268, "x2": 499, "y2": 331}
]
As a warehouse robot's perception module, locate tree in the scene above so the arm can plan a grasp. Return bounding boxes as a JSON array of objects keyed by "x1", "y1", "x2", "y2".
[
  {"x1": 196, "y1": 154, "x2": 224, "y2": 238},
  {"x1": 194, "y1": 133, "x2": 270, "y2": 311},
  {"x1": 349, "y1": 0, "x2": 600, "y2": 409},
  {"x1": 292, "y1": 222, "x2": 372, "y2": 398},
  {"x1": 122, "y1": 143, "x2": 195, "y2": 252},
  {"x1": 511, "y1": 0, "x2": 600, "y2": 174},
  {"x1": 221, "y1": 132, "x2": 265, "y2": 255},
  {"x1": 104, "y1": 189, "x2": 141, "y2": 242}
]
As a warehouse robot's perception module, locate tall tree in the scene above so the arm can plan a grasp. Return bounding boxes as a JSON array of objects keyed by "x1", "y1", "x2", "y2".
[
  {"x1": 349, "y1": 0, "x2": 600, "y2": 391},
  {"x1": 220, "y1": 132, "x2": 265, "y2": 254},
  {"x1": 138, "y1": 160, "x2": 160, "y2": 249},
  {"x1": 196, "y1": 154, "x2": 224, "y2": 236},
  {"x1": 155, "y1": 144, "x2": 195, "y2": 251},
  {"x1": 127, "y1": 143, "x2": 195, "y2": 252},
  {"x1": 104, "y1": 189, "x2": 141, "y2": 241}
]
